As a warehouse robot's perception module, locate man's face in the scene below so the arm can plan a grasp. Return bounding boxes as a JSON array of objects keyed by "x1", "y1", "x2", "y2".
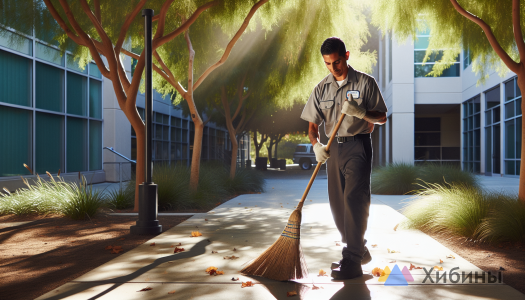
[{"x1": 322, "y1": 51, "x2": 349, "y2": 79}]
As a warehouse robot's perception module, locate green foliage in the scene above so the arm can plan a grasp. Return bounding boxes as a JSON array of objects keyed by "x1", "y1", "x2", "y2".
[
  {"x1": 61, "y1": 176, "x2": 104, "y2": 220},
  {"x1": 125, "y1": 162, "x2": 264, "y2": 210},
  {"x1": 371, "y1": 162, "x2": 479, "y2": 195},
  {"x1": 402, "y1": 183, "x2": 525, "y2": 244},
  {"x1": 477, "y1": 198, "x2": 525, "y2": 244},
  {"x1": 0, "y1": 174, "x2": 102, "y2": 219},
  {"x1": 105, "y1": 187, "x2": 134, "y2": 210},
  {"x1": 250, "y1": 132, "x2": 310, "y2": 160},
  {"x1": 371, "y1": 0, "x2": 522, "y2": 82}
]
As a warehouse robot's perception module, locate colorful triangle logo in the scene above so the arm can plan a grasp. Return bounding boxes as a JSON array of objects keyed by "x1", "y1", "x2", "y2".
[{"x1": 384, "y1": 265, "x2": 408, "y2": 286}]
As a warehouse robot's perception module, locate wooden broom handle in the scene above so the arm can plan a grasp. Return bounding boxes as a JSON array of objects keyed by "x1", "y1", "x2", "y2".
[{"x1": 297, "y1": 112, "x2": 346, "y2": 210}]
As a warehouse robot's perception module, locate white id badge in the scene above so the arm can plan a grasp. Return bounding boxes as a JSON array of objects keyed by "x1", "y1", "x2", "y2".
[{"x1": 346, "y1": 90, "x2": 360, "y2": 100}]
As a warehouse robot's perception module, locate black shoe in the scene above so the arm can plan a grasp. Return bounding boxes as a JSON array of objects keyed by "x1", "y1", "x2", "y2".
[
  {"x1": 331, "y1": 246, "x2": 371, "y2": 270},
  {"x1": 331, "y1": 258, "x2": 363, "y2": 280}
]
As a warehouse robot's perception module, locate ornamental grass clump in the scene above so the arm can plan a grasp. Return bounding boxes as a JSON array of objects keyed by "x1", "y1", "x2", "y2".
[
  {"x1": 61, "y1": 175, "x2": 104, "y2": 220},
  {"x1": 477, "y1": 197, "x2": 525, "y2": 244},
  {"x1": 371, "y1": 162, "x2": 478, "y2": 195},
  {"x1": 105, "y1": 187, "x2": 134, "y2": 210}
]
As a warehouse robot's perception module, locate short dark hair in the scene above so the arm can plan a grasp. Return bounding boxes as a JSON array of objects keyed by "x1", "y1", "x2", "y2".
[{"x1": 320, "y1": 37, "x2": 346, "y2": 57}]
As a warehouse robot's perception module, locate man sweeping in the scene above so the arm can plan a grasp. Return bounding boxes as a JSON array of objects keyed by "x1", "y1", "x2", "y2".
[{"x1": 300, "y1": 37, "x2": 388, "y2": 280}]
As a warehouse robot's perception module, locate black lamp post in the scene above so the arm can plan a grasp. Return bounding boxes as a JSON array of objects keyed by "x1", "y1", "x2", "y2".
[{"x1": 130, "y1": 9, "x2": 162, "y2": 235}]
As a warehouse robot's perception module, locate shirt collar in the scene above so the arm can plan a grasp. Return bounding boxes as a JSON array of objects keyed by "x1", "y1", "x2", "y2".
[{"x1": 325, "y1": 65, "x2": 358, "y2": 86}]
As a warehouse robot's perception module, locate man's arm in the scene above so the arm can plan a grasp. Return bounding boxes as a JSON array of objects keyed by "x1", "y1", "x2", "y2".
[
  {"x1": 363, "y1": 111, "x2": 387, "y2": 125},
  {"x1": 308, "y1": 122, "x2": 320, "y2": 146}
]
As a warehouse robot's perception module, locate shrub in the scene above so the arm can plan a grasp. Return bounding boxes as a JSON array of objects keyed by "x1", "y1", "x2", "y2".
[
  {"x1": 0, "y1": 173, "x2": 102, "y2": 219},
  {"x1": 477, "y1": 197, "x2": 525, "y2": 244},
  {"x1": 371, "y1": 162, "x2": 479, "y2": 195},
  {"x1": 224, "y1": 167, "x2": 265, "y2": 194},
  {"x1": 61, "y1": 176, "x2": 104, "y2": 220},
  {"x1": 105, "y1": 187, "x2": 134, "y2": 210}
]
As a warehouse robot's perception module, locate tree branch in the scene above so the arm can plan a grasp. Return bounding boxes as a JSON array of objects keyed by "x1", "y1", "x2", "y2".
[
  {"x1": 42, "y1": 0, "x2": 84, "y2": 46},
  {"x1": 115, "y1": 0, "x2": 147, "y2": 55},
  {"x1": 56, "y1": 0, "x2": 111, "y2": 79},
  {"x1": 154, "y1": 0, "x2": 219, "y2": 49},
  {"x1": 185, "y1": 29, "x2": 196, "y2": 99},
  {"x1": 513, "y1": 0, "x2": 525, "y2": 63},
  {"x1": 193, "y1": 0, "x2": 269, "y2": 91},
  {"x1": 154, "y1": 0, "x2": 175, "y2": 40},
  {"x1": 450, "y1": 0, "x2": 520, "y2": 72},
  {"x1": 94, "y1": 0, "x2": 101, "y2": 25}
]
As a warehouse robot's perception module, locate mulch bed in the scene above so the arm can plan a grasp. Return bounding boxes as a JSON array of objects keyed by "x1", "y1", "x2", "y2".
[
  {"x1": 0, "y1": 213, "x2": 190, "y2": 300},
  {"x1": 429, "y1": 233, "x2": 525, "y2": 295}
]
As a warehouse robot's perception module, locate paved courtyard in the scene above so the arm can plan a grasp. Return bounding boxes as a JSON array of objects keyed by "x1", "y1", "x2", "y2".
[{"x1": 37, "y1": 170, "x2": 525, "y2": 299}]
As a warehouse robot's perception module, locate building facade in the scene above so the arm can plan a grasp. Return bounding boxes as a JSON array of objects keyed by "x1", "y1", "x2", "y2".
[
  {"x1": 0, "y1": 24, "x2": 249, "y2": 191},
  {"x1": 374, "y1": 30, "x2": 521, "y2": 177}
]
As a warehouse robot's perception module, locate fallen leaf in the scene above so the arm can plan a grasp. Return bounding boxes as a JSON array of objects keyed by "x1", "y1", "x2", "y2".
[
  {"x1": 224, "y1": 255, "x2": 239, "y2": 260},
  {"x1": 233, "y1": 248, "x2": 237, "y2": 251},
  {"x1": 371, "y1": 267, "x2": 383, "y2": 277},
  {"x1": 371, "y1": 244, "x2": 378, "y2": 248},
  {"x1": 170, "y1": 245, "x2": 174, "y2": 248},
  {"x1": 232, "y1": 277, "x2": 239, "y2": 281},
  {"x1": 393, "y1": 224, "x2": 399, "y2": 231},
  {"x1": 215, "y1": 202, "x2": 220, "y2": 206},
  {"x1": 113, "y1": 246, "x2": 122, "y2": 250},
  {"x1": 446, "y1": 254, "x2": 455, "y2": 259},
  {"x1": 119, "y1": 238, "x2": 125, "y2": 241},
  {"x1": 335, "y1": 243, "x2": 341, "y2": 246},
  {"x1": 409, "y1": 263, "x2": 422, "y2": 270},
  {"x1": 312, "y1": 284, "x2": 320, "y2": 290},
  {"x1": 150, "y1": 243, "x2": 155, "y2": 246},
  {"x1": 318, "y1": 269, "x2": 327, "y2": 276},
  {"x1": 174, "y1": 247, "x2": 184, "y2": 253},
  {"x1": 163, "y1": 271, "x2": 167, "y2": 274},
  {"x1": 177, "y1": 243, "x2": 182, "y2": 246},
  {"x1": 206, "y1": 266, "x2": 218, "y2": 275},
  {"x1": 212, "y1": 251, "x2": 218, "y2": 254},
  {"x1": 205, "y1": 219, "x2": 208, "y2": 221},
  {"x1": 137, "y1": 287, "x2": 152, "y2": 292},
  {"x1": 433, "y1": 266, "x2": 444, "y2": 271},
  {"x1": 168, "y1": 290, "x2": 176, "y2": 294},
  {"x1": 111, "y1": 248, "x2": 123, "y2": 254},
  {"x1": 310, "y1": 200, "x2": 312, "y2": 202},
  {"x1": 216, "y1": 271, "x2": 224, "y2": 275},
  {"x1": 281, "y1": 206, "x2": 283, "y2": 208},
  {"x1": 239, "y1": 203, "x2": 241, "y2": 205},
  {"x1": 105, "y1": 245, "x2": 113, "y2": 250},
  {"x1": 287, "y1": 291, "x2": 297, "y2": 297},
  {"x1": 439, "y1": 259, "x2": 443, "y2": 264},
  {"x1": 389, "y1": 260, "x2": 396, "y2": 263},
  {"x1": 191, "y1": 231, "x2": 202, "y2": 237},
  {"x1": 241, "y1": 281, "x2": 254, "y2": 288},
  {"x1": 70, "y1": 241, "x2": 76, "y2": 243}
]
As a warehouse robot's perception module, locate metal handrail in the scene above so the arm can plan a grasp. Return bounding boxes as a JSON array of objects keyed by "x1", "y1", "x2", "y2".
[{"x1": 103, "y1": 147, "x2": 136, "y2": 163}]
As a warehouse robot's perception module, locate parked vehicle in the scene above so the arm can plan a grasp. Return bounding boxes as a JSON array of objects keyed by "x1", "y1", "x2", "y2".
[{"x1": 293, "y1": 144, "x2": 315, "y2": 170}]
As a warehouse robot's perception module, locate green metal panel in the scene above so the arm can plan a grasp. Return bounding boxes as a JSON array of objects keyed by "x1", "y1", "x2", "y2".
[
  {"x1": 67, "y1": 117, "x2": 87, "y2": 172},
  {"x1": 89, "y1": 120, "x2": 102, "y2": 170},
  {"x1": 35, "y1": 112, "x2": 63, "y2": 174},
  {"x1": 0, "y1": 49, "x2": 32, "y2": 107},
  {"x1": 36, "y1": 62, "x2": 64, "y2": 112},
  {"x1": 0, "y1": 106, "x2": 32, "y2": 177},
  {"x1": 67, "y1": 72, "x2": 87, "y2": 116}
]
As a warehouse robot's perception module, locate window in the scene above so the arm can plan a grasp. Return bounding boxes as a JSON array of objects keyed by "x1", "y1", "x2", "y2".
[
  {"x1": 414, "y1": 117, "x2": 460, "y2": 166},
  {"x1": 485, "y1": 87, "x2": 501, "y2": 174},
  {"x1": 462, "y1": 96, "x2": 481, "y2": 173},
  {"x1": 414, "y1": 26, "x2": 460, "y2": 77},
  {"x1": 0, "y1": 106, "x2": 32, "y2": 177},
  {"x1": 295, "y1": 145, "x2": 307, "y2": 153},
  {"x1": 504, "y1": 77, "x2": 522, "y2": 175},
  {"x1": 463, "y1": 48, "x2": 472, "y2": 70},
  {"x1": 0, "y1": 49, "x2": 32, "y2": 107}
]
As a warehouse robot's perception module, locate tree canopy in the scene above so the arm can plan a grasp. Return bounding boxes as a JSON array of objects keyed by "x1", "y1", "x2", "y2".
[{"x1": 372, "y1": 0, "x2": 525, "y2": 81}]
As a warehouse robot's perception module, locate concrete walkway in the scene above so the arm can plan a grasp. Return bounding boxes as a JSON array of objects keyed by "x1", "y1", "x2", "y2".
[{"x1": 37, "y1": 174, "x2": 525, "y2": 299}]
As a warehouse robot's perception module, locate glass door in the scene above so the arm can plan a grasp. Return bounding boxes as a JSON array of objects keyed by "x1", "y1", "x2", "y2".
[{"x1": 484, "y1": 86, "x2": 501, "y2": 176}]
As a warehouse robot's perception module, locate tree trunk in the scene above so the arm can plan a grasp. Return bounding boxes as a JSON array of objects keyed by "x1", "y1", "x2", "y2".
[
  {"x1": 517, "y1": 74, "x2": 525, "y2": 202},
  {"x1": 253, "y1": 131, "x2": 260, "y2": 158},
  {"x1": 229, "y1": 133, "x2": 238, "y2": 179},
  {"x1": 189, "y1": 119, "x2": 204, "y2": 190}
]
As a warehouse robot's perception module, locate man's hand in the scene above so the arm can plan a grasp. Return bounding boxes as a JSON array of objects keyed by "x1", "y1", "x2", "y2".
[
  {"x1": 341, "y1": 97, "x2": 366, "y2": 119},
  {"x1": 313, "y1": 142, "x2": 330, "y2": 164}
]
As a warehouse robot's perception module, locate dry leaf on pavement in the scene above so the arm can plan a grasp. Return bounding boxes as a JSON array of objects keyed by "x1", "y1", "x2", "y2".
[
  {"x1": 206, "y1": 266, "x2": 218, "y2": 275},
  {"x1": 439, "y1": 259, "x2": 443, "y2": 264},
  {"x1": 119, "y1": 238, "x2": 125, "y2": 241},
  {"x1": 191, "y1": 231, "x2": 202, "y2": 237},
  {"x1": 168, "y1": 290, "x2": 176, "y2": 294},
  {"x1": 287, "y1": 291, "x2": 297, "y2": 297},
  {"x1": 137, "y1": 287, "x2": 152, "y2": 292},
  {"x1": 241, "y1": 281, "x2": 254, "y2": 288},
  {"x1": 224, "y1": 255, "x2": 239, "y2": 260},
  {"x1": 174, "y1": 247, "x2": 184, "y2": 253},
  {"x1": 105, "y1": 245, "x2": 113, "y2": 250},
  {"x1": 216, "y1": 271, "x2": 224, "y2": 275},
  {"x1": 409, "y1": 263, "x2": 422, "y2": 270},
  {"x1": 150, "y1": 243, "x2": 155, "y2": 246},
  {"x1": 371, "y1": 244, "x2": 378, "y2": 248},
  {"x1": 318, "y1": 269, "x2": 327, "y2": 276},
  {"x1": 212, "y1": 251, "x2": 218, "y2": 254},
  {"x1": 446, "y1": 254, "x2": 455, "y2": 259},
  {"x1": 393, "y1": 224, "x2": 399, "y2": 231},
  {"x1": 433, "y1": 266, "x2": 444, "y2": 271},
  {"x1": 387, "y1": 248, "x2": 399, "y2": 253},
  {"x1": 371, "y1": 267, "x2": 383, "y2": 277}
]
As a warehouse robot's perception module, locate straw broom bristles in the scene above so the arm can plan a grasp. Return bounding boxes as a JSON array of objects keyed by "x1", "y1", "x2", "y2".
[{"x1": 241, "y1": 208, "x2": 308, "y2": 281}]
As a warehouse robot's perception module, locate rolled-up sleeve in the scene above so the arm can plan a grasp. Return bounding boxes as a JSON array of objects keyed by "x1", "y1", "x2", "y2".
[
  {"x1": 365, "y1": 78, "x2": 388, "y2": 113},
  {"x1": 301, "y1": 86, "x2": 324, "y2": 125}
]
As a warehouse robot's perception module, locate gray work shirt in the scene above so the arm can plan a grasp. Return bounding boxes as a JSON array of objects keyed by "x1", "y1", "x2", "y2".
[{"x1": 300, "y1": 65, "x2": 387, "y2": 138}]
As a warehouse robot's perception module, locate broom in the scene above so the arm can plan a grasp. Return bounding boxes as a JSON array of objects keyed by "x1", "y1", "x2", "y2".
[{"x1": 241, "y1": 110, "x2": 347, "y2": 281}]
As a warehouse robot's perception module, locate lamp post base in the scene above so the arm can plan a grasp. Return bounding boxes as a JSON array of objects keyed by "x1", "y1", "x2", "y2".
[{"x1": 130, "y1": 183, "x2": 162, "y2": 235}]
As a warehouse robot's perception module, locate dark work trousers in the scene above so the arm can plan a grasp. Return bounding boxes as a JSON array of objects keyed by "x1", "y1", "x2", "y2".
[{"x1": 326, "y1": 134, "x2": 372, "y2": 264}]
